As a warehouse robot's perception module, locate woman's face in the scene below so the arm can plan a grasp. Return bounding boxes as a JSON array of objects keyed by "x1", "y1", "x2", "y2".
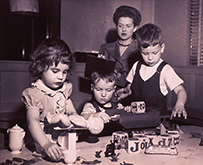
[{"x1": 116, "y1": 17, "x2": 137, "y2": 41}]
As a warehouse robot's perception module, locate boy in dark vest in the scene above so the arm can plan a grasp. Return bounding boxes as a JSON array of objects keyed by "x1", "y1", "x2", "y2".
[{"x1": 116, "y1": 23, "x2": 187, "y2": 120}]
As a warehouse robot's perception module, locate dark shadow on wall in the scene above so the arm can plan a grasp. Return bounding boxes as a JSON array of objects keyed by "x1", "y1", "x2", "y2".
[{"x1": 105, "y1": 28, "x2": 118, "y2": 43}]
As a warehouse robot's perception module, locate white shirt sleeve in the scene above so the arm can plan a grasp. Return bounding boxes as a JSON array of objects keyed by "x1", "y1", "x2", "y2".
[
  {"x1": 160, "y1": 64, "x2": 184, "y2": 95},
  {"x1": 126, "y1": 61, "x2": 138, "y2": 83}
]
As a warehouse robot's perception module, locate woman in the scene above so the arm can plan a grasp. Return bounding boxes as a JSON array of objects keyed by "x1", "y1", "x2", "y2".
[{"x1": 99, "y1": 5, "x2": 142, "y2": 89}]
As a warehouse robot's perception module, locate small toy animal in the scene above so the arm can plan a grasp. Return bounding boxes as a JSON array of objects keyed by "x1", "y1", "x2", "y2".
[
  {"x1": 111, "y1": 153, "x2": 120, "y2": 162},
  {"x1": 95, "y1": 150, "x2": 102, "y2": 158},
  {"x1": 104, "y1": 140, "x2": 116, "y2": 157}
]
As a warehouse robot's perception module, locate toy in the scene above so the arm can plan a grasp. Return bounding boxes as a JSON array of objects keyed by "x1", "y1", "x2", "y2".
[
  {"x1": 88, "y1": 116, "x2": 104, "y2": 135},
  {"x1": 110, "y1": 153, "x2": 120, "y2": 162},
  {"x1": 199, "y1": 138, "x2": 203, "y2": 146},
  {"x1": 131, "y1": 101, "x2": 146, "y2": 113},
  {"x1": 104, "y1": 140, "x2": 116, "y2": 157},
  {"x1": 145, "y1": 145, "x2": 178, "y2": 155},
  {"x1": 95, "y1": 150, "x2": 102, "y2": 158},
  {"x1": 125, "y1": 136, "x2": 148, "y2": 154},
  {"x1": 112, "y1": 131, "x2": 128, "y2": 149}
]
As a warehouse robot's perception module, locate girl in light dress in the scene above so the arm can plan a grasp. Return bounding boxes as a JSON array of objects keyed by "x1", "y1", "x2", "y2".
[{"x1": 22, "y1": 38, "x2": 87, "y2": 161}]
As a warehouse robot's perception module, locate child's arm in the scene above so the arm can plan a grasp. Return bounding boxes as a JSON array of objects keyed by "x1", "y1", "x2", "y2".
[
  {"x1": 27, "y1": 108, "x2": 62, "y2": 161},
  {"x1": 66, "y1": 98, "x2": 78, "y2": 115},
  {"x1": 171, "y1": 84, "x2": 187, "y2": 119},
  {"x1": 91, "y1": 111, "x2": 111, "y2": 123},
  {"x1": 81, "y1": 103, "x2": 110, "y2": 123}
]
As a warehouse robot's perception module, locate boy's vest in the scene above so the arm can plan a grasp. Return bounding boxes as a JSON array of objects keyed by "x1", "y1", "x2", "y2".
[
  {"x1": 130, "y1": 61, "x2": 168, "y2": 115},
  {"x1": 88, "y1": 99, "x2": 117, "y2": 113}
]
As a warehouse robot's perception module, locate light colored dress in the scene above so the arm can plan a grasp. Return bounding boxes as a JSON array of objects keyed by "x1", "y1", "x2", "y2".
[{"x1": 22, "y1": 79, "x2": 76, "y2": 148}]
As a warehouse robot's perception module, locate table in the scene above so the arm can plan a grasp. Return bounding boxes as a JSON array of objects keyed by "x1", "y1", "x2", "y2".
[{"x1": 1, "y1": 125, "x2": 203, "y2": 165}]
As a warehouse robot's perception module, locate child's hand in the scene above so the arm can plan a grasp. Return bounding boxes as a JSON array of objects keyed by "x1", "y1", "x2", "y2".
[
  {"x1": 43, "y1": 142, "x2": 63, "y2": 161},
  {"x1": 93, "y1": 112, "x2": 110, "y2": 123},
  {"x1": 170, "y1": 105, "x2": 187, "y2": 119},
  {"x1": 124, "y1": 105, "x2": 133, "y2": 113}
]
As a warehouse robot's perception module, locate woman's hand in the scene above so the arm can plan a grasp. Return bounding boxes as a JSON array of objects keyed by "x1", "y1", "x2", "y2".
[
  {"x1": 43, "y1": 142, "x2": 63, "y2": 161},
  {"x1": 115, "y1": 84, "x2": 132, "y2": 101}
]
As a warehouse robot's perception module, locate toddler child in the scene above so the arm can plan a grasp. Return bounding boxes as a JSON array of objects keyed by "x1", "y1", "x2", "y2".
[
  {"x1": 81, "y1": 66, "x2": 122, "y2": 136},
  {"x1": 117, "y1": 23, "x2": 187, "y2": 120},
  {"x1": 22, "y1": 38, "x2": 87, "y2": 161}
]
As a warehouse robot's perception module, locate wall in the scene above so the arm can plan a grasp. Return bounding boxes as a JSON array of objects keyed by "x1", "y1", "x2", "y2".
[
  {"x1": 61, "y1": 0, "x2": 190, "y2": 66},
  {"x1": 154, "y1": 0, "x2": 190, "y2": 66},
  {"x1": 61, "y1": 0, "x2": 154, "y2": 53}
]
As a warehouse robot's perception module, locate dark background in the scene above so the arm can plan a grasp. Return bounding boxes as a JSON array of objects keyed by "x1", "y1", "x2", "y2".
[{"x1": 0, "y1": 0, "x2": 60, "y2": 61}]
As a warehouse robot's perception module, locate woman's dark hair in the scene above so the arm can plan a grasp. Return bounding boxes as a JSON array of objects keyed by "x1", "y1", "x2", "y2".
[
  {"x1": 113, "y1": 5, "x2": 141, "y2": 26},
  {"x1": 136, "y1": 23, "x2": 163, "y2": 48},
  {"x1": 29, "y1": 38, "x2": 75, "y2": 78}
]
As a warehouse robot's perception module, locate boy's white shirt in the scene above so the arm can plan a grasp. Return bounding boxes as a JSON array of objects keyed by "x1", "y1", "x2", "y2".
[{"x1": 126, "y1": 58, "x2": 184, "y2": 96}]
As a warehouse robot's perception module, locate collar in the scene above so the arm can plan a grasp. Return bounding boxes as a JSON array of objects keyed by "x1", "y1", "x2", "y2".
[
  {"x1": 31, "y1": 79, "x2": 69, "y2": 98},
  {"x1": 92, "y1": 97, "x2": 113, "y2": 109}
]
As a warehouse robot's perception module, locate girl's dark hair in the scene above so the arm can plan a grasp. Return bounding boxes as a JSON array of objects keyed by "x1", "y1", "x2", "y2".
[
  {"x1": 91, "y1": 67, "x2": 117, "y2": 86},
  {"x1": 113, "y1": 5, "x2": 141, "y2": 26},
  {"x1": 29, "y1": 38, "x2": 75, "y2": 78},
  {"x1": 136, "y1": 23, "x2": 163, "y2": 48}
]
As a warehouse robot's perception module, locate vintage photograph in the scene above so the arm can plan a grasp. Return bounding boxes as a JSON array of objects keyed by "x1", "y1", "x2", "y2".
[{"x1": 0, "y1": 0, "x2": 203, "y2": 164}]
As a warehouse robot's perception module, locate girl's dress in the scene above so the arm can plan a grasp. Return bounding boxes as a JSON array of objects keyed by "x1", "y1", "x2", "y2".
[{"x1": 22, "y1": 79, "x2": 76, "y2": 151}]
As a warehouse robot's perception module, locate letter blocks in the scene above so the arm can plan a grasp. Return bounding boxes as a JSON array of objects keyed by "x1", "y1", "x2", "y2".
[{"x1": 125, "y1": 130, "x2": 180, "y2": 154}]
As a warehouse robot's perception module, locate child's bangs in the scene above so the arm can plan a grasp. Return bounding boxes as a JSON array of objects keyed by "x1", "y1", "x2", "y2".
[
  {"x1": 140, "y1": 40, "x2": 161, "y2": 48},
  {"x1": 60, "y1": 54, "x2": 72, "y2": 64}
]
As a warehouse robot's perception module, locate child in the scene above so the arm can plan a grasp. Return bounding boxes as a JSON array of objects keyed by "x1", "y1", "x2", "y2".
[
  {"x1": 81, "y1": 66, "x2": 122, "y2": 136},
  {"x1": 116, "y1": 23, "x2": 187, "y2": 120},
  {"x1": 22, "y1": 38, "x2": 88, "y2": 161}
]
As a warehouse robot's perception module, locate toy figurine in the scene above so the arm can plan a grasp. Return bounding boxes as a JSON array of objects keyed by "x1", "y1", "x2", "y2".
[
  {"x1": 199, "y1": 138, "x2": 203, "y2": 146},
  {"x1": 104, "y1": 140, "x2": 116, "y2": 157},
  {"x1": 111, "y1": 153, "x2": 120, "y2": 162},
  {"x1": 95, "y1": 150, "x2": 102, "y2": 158}
]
